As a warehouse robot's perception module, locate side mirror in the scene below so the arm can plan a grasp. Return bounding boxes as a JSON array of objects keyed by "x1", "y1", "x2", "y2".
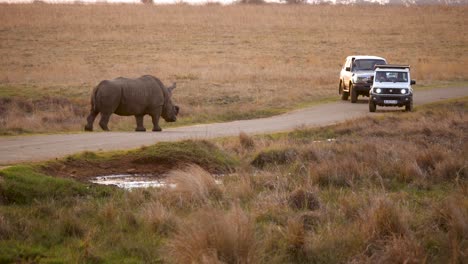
[
  {"x1": 345, "y1": 67, "x2": 351, "y2": 72},
  {"x1": 411, "y1": 80, "x2": 416, "y2": 85}
]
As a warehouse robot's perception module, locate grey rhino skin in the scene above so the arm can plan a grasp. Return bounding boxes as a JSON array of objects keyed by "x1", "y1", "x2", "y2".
[{"x1": 85, "y1": 75, "x2": 179, "y2": 132}]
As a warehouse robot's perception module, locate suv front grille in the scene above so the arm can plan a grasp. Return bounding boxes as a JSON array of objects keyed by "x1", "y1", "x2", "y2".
[
  {"x1": 380, "y1": 96, "x2": 400, "y2": 100},
  {"x1": 381, "y1": 88, "x2": 402, "y2": 94}
]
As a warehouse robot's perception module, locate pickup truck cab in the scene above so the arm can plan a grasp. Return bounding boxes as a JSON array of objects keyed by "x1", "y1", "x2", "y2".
[
  {"x1": 369, "y1": 64, "x2": 416, "y2": 112},
  {"x1": 339, "y1": 55, "x2": 387, "y2": 103}
]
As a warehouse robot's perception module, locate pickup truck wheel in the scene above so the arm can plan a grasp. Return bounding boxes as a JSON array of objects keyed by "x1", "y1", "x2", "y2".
[
  {"x1": 405, "y1": 100, "x2": 413, "y2": 112},
  {"x1": 341, "y1": 92, "x2": 349, "y2": 101},
  {"x1": 350, "y1": 84, "x2": 357, "y2": 103},
  {"x1": 369, "y1": 100, "x2": 376, "y2": 112},
  {"x1": 340, "y1": 82, "x2": 349, "y2": 100}
]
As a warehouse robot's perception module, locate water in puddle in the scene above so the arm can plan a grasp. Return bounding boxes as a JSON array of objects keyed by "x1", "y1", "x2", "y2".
[
  {"x1": 91, "y1": 174, "x2": 175, "y2": 190},
  {"x1": 91, "y1": 174, "x2": 223, "y2": 190}
]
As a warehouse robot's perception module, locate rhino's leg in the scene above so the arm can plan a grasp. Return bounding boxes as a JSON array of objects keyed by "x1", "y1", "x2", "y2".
[
  {"x1": 150, "y1": 108, "x2": 162, "y2": 132},
  {"x1": 135, "y1": 115, "x2": 146, "y2": 132},
  {"x1": 98, "y1": 113, "x2": 111, "y2": 131},
  {"x1": 85, "y1": 110, "x2": 99, "y2": 131}
]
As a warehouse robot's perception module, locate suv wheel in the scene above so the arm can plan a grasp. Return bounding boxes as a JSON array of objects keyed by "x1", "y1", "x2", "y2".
[
  {"x1": 340, "y1": 81, "x2": 349, "y2": 100},
  {"x1": 350, "y1": 84, "x2": 357, "y2": 103},
  {"x1": 369, "y1": 100, "x2": 376, "y2": 112},
  {"x1": 405, "y1": 100, "x2": 413, "y2": 112}
]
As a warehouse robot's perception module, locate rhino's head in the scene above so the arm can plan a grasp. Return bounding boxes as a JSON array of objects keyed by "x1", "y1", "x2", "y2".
[{"x1": 162, "y1": 82, "x2": 179, "y2": 122}]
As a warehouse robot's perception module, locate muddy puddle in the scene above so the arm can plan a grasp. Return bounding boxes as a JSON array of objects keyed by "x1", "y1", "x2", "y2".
[
  {"x1": 90, "y1": 174, "x2": 175, "y2": 190},
  {"x1": 91, "y1": 174, "x2": 223, "y2": 190}
]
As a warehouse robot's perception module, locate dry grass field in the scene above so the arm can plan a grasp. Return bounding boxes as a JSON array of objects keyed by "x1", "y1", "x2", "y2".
[{"x1": 0, "y1": 4, "x2": 467, "y2": 134}]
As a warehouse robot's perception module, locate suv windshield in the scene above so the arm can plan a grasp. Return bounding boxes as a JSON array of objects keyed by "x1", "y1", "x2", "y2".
[
  {"x1": 375, "y1": 71, "x2": 408, "y2": 83},
  {"x1": 352, "y1": 59, "x2": 386, "y2": 71}
]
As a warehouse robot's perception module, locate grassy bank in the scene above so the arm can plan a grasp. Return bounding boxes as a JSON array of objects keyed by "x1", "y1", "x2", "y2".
[
  {"x1": 1, "y1": 98, "x2": 466, "y2": 263},
  {"x1": 0, "y1": 4, "x2": 467, "y2": 135}
]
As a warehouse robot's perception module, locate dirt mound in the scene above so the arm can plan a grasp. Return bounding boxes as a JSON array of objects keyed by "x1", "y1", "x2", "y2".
[{"x1": 42, "y1": 140, "x2": 237, "y2": 181}]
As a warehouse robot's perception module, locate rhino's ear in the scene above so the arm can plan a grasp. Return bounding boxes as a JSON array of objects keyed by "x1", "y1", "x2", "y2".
[{"x1": 168, "y1": 82, "x2": 176, "y2": 93}]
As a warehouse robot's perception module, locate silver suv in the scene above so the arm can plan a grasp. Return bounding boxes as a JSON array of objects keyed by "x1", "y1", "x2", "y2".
[{"x1": 339, "y1": 55, "x2": 387, "y2": 103}]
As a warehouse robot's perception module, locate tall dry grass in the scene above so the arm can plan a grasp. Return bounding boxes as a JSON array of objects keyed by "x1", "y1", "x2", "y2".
[
  {"x1": 0, "y1": 4, "x2": 467, "y2": 133},
  {"x1": 432, "y1": 194, "x2": 468, "y2": 264},
  {"x1": 138, "y1": 200, "x2": 177, "y2": 235},
  {"x1": 165, "y1": 164, "x2": 224, "y2": 207},
  {"x1": 164, "y1": 205, "x2": 258, "y2": 263},
  {"x1": 0, "y1": 97, "x2": 86, "y2": 134}
]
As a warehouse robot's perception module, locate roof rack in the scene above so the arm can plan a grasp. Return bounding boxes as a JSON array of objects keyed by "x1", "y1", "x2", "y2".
[{"x1": 374, "y1": 64, "x2": 410, "y2": 70}]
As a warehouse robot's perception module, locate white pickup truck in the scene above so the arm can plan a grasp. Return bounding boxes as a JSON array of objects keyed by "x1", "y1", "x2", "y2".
[
  {"x1": 339, "y1": 55, "x2": 387, "y2": 103},
  {"x1": 369, "y1": 64, "x2": 416, "y2": 112}
]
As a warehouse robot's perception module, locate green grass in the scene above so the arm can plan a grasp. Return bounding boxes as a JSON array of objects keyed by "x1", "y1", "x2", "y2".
[
  {"x1": 0, "y1": 242, "x2": 46, "y2": 264},
  {"x1": 414, "y1": 80, "x2": 468, "y2": 91},
  {"x1": 130, "y1": 140, "x2": 238, "y2": 172},
  {"x1": 0, "y1": 165, "x2": 112, "y2": 205}
]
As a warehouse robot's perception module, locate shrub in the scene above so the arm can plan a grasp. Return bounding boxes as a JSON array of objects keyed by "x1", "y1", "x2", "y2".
[
  {"x1": 288, "y1": 188, "x2": 320, "y2": 211},
  {"x1": 0, "y1": 96, "x2": 86, "y2": 135},
  {"x1": 58, "y1": 211, "x2": 86, "y2": 238},
  {"x1": 167, "y1": 164, "x2": 223, "y2": 207},
  {"x1": 284, "y1": 216, "x2": 306, "y2": 256},
  {"x1": 432, "y1": 155, "x2": 467, "y2": 183},
  {"x1": 251, "y1": 147, "x2": 299, "y2": 168},
  {"x1": 239, "y1": 131, "x2": 255, "y2": 150},
  {"x1": 164, "y1": 206, "x2": 258, "y2": 263},
  {"x1": 432, "y1": 194, "x2": 468, "y2": 263},
  {"x1": 415, "y1": 147, "x2": 446, "y2": 174},
  {"x1": 138, "y1": 201, "x2": 176, "y2": 235},
  {"x1": 367, "y1": 236, "x2": 427, "y2": 264},
  {"x1": 298, "y1": 211, "x2": 322, "y2": 231},
  {"x1": 338, "y1": 192, "x2": 368, "y2": 220},
  {"x1": 306, "y1": 223, "x2": 366, "y2": 263},
  {"x1": 225, "y1": 174, "x2": 255, "y2": 204},
  {"x1": 237, "y1": 0, "x2": 265, "y2": 4},
  {"x1": 363, "y1": 198, "x2": 408, "y2": 242},
  {"x1": 309, "y1": 159, "x2": 360, "y2": 188},
  {"x1": 0, "y1": 214, "x2": 12, "y2": 240},
  {"x1": 282, "y1": 0, "x2": 307, "y2": 4}
]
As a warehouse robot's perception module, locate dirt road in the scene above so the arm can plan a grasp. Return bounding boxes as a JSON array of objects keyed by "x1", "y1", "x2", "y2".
[{"x1": 1, "y1": 86, "x2": 467, "y2": 165}]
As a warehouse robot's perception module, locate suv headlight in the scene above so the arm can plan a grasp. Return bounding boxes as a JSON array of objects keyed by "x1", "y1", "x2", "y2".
[
  {"x1": 375, "y1": 88, "x2": 382, "y2": 94},
  {"x1": 401, "y1": 89, "x2": 407, "y2": 94}
]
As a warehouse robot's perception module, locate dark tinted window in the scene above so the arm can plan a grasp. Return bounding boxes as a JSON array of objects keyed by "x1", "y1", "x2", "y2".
[
  {"x1": 353, "y1": 59, "x2": 386, "y2": 71},
  {"x1": 375, "y1": 71, "x2": 408, "y2": 82}
]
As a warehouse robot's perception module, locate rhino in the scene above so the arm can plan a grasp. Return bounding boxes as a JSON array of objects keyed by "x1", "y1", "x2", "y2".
[{"x1": 84, "y1": 75, "x2": 179, "y2": 132}]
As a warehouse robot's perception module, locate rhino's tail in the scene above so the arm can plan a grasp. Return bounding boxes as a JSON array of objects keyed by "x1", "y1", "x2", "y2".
[{"x1": 90, "y1": 85, "x2": 100, "y2": 113}]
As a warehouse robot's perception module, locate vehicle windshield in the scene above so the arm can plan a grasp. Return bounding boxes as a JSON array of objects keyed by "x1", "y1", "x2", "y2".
[
  {"x1": 352, "y1": 59, "x2": 386, "y2": 71},
  {"x1": 375, "y1": 71, "x2": 408, "y2": 83}
]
